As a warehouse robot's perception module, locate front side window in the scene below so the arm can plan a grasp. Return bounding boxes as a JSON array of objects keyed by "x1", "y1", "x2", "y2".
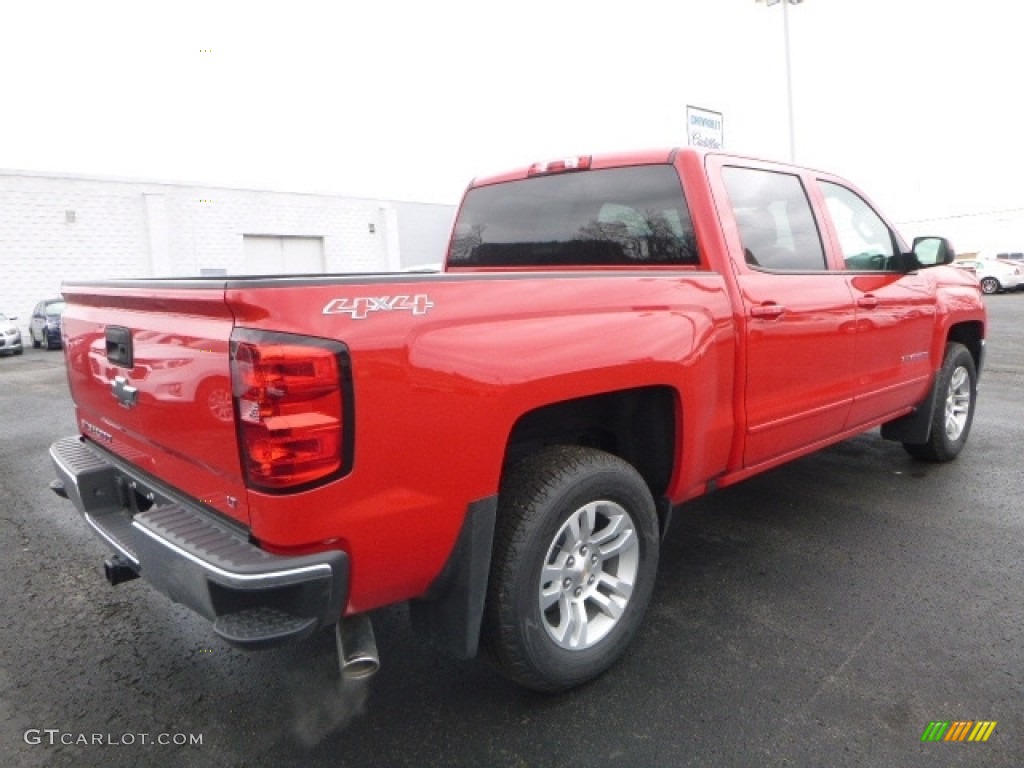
[
  {"x1": 447, "y1": 165, "x2": 699, "y2": 267},
  {"x1": 821, "y1": 182, "x2": 898, "y2": 271},
  {"x1": 722, "y1": 166, "x2": 827, "y2": 271}
]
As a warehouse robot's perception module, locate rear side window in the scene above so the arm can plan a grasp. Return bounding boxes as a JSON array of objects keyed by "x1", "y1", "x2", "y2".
[
  {"x1": 722, "y1": 166, "x2": 827, "y2": 271},
  {"x1": 447, "y1": 165, "x2": 699, "y2": 267}
]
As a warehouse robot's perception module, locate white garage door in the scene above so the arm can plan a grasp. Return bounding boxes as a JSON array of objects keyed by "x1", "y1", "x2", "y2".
[{"x1": 243, "y1": 236, "x2": 324, "y2": 274}]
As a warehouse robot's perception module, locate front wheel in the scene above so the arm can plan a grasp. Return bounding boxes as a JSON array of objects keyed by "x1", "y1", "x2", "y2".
[
  {"x1": 483, "y1": 446, "x2": 660, "y2": 691},
  {"x1": 903, "y1": 342, "x2": 977, "y2": 462},
  {"x1": 979, "y1": 276, "x2": 1000, "y2": 295}
]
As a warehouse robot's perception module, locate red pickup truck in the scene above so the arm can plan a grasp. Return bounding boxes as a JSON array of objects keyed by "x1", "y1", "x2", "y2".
[{"x1": 50, "y1": 149, "x2": 986, "y2": 691}]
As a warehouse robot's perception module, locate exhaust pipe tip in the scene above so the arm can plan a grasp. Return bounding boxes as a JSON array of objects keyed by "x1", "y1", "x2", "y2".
[
  {"x1": 104, "y1": 555, "x2": 140, "y2": 586},
  {"x1": 336, "y1": 614, "x2": 380, "y2": 680},
  {"x1": 340, "y1": 655, "x2": 380, "y2": 681}
]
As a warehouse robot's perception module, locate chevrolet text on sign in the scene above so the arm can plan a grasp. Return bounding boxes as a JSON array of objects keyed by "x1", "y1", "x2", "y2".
[{"x1": 686, "y1": 105, "x2": 724, "y2": 149}]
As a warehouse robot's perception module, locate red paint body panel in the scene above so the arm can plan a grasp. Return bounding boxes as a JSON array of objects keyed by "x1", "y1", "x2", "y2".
[
  {"x1": 226, "y1": 274, "x2": 736, "y2": 610},
  {"x1": 58, "y1": 148, "x2": 987, "y2": 616}
]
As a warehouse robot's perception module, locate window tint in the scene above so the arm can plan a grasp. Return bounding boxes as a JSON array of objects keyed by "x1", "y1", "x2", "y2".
[
  {"x1": 722, "y1": 166, "x2": 826, "y2": 271},
  {"x1": 821, "y1": 182, "x2": 898, "y2": 271},
  {"x1": 447, "y1": 165, "x2": 699, "y2": 267}
]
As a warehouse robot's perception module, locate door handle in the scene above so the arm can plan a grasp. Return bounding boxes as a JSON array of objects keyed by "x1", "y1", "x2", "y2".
[
  {"x1": 750, "y1": 303, "x2": 785, "y2": 319},
  {"x1": 857, "y1": 295, "x2": 879, "y2": 309}
]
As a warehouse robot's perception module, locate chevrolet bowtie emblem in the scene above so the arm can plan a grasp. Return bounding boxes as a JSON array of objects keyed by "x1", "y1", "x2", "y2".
[{"x1": 111, "y1": 375, "x2": 139, "y2": 409}]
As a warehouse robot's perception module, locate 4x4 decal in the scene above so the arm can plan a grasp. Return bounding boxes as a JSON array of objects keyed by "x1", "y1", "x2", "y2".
[{"x1": 322, "y1": 294, "x2": 434, "y2": 320}]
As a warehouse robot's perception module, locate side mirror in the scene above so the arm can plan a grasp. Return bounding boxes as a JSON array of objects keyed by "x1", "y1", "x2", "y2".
[{"x1": 910, "y1": 236, "x2": 956, "y2": 268}]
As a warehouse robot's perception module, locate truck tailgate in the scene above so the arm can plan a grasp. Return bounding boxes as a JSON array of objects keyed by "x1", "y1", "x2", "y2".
[{"x1": 61, "y1": 282, "x2": 249, "y2": 525}]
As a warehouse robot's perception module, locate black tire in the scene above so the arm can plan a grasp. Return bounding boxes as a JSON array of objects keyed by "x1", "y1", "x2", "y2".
[
  {"x1": 13, "y1": 348, "x2": 23, "y2": 356},
  {"x1": 41, "y1": 333, "x2": 50, "y2": 351},
  {"x1": 482, "y1": 446, "x2": 659, "y2": 691},
  {"x1": 903, "y1": 342, "x2": 977, "y2": 462},
  {"x1": 31, "y1": 331, "x2": 41, "y2": 349},
  {"x1": 979, "y1": 276, "x2": 1000, "y2": 295}
]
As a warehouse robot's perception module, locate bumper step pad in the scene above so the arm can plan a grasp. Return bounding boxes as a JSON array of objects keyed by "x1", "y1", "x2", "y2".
[
  {"x1": 214, "y1": 608, "x2": 318, "y2": 648},
  {"x1": 50, "y1": 436, "x2": 349, "y2": 650}
]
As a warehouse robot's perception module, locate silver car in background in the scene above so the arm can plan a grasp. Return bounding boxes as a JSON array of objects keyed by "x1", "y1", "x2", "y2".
[
  {"x1": 953, "y1": 258, "x2": 1023, "y2": 294},
  {"x1": 0, "y1": 313, "x2": 23, "y2": 356}
]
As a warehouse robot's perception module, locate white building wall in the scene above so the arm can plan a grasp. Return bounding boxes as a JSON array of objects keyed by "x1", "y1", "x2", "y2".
[
  {"x1": 394, "y1": 201, "x2": 455, "y2": 268},
  {"x1": 0, "y1": 169, "x2": 455, "y2": 328},
  {"x1": 143, "y1": 193, "x2": 172, "y2": 276},
  {"x1": 0, "y1": 176, "x2": 150, "y2": 311}
]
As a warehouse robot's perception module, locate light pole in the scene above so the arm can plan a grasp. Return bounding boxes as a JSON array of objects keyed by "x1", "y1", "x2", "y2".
[{"x1": 757, "y1": 0, "x2": 803, "y2": 163}]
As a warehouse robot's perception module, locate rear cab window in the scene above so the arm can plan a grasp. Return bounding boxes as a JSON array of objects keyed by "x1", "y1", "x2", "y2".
[{"x1": 447, "y1": 165, "x2": 700, "y2": 268}]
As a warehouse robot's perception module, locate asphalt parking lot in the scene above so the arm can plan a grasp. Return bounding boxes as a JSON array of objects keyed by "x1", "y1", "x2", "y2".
[{"x1": 2, "y1": 295, "x2": 1023, "y2": 768}]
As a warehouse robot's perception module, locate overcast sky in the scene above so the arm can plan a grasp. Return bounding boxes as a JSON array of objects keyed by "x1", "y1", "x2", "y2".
[{"x1": 4, "y1": 0, "x2": 1022, "y2": 247}]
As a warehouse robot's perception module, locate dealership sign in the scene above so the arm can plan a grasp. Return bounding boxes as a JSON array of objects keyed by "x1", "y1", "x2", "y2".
[{"x1": 686, "y1": 106, "x2": 724, "y2": 150}]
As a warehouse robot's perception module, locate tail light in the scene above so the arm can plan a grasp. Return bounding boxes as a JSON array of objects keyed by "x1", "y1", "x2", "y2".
[{"x1": 230, "y1": 330, "x2": 354, "y2": 492}]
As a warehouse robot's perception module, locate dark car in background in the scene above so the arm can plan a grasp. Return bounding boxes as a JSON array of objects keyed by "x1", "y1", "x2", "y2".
[{"x1": 29, "y1": 299, "x2": 66, "y2": 350}]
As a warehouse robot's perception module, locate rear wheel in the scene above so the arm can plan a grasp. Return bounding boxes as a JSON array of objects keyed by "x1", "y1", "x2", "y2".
[
  {"x1": 903, "y1": 342, "x2": 977, "y2": 462},
  {"x1": 979, "y1": 276, "x2": 1000, "y2": 295},
  {"x1": 483, "y1": 446, "x2": 659, "y2": 691},
  {"x1": 31, "y1": 330, "x2": 41, "y2": 349}
]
